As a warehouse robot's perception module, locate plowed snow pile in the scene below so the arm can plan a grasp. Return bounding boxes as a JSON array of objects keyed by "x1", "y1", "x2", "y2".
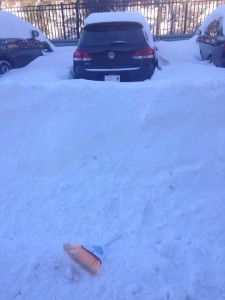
[{"x1": 1, "y1": 76, "x2": 225, "y2": 300}]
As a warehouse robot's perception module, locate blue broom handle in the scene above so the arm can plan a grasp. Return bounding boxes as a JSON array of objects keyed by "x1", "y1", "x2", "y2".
[{"x1": 105, "y1": 233, "x2": 123, "y2": 247}]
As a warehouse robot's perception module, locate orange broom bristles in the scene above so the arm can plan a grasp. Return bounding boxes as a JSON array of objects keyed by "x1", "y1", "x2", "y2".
[{"x1": 63, "y1": 243, "x2": 102, "y2": 274}]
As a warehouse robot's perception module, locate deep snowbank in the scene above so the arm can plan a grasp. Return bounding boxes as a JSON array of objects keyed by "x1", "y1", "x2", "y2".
[{"x1": 1, "y1": 78, "x2": 225, "y2": 300}]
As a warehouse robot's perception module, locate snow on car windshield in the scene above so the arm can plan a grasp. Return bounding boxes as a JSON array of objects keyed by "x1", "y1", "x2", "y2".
[
  {"x1": 80, "y1": 22, "x2": 146, "y2": 46},
  {"x1": 84, "y1": 11, "x2": 154, "y2": 46},
  {"x1": 199, "y1": 4, "x2": 225, "y2": 32}
]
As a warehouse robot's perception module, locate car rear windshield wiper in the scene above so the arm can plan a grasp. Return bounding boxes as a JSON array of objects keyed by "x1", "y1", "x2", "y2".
[{"x1": 110, "y1": 41, "x2": 128, "y2": 45}]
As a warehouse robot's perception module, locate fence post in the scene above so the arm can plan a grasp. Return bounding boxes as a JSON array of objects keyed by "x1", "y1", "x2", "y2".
[
  {"x1": 60, "y1": 2, "x2": 67, "y2": 39},
  {"x1": 156, "y1": 3, "x2": 162, "y2": 36},
  {"x1": 122, "y1": 0, "x2": 126, "y2": 11},
  {"x1": 183, "y1": 0, "x2": 188, "y2": 34},
  {"x1": 75, "y1": 0, "x2": 80, "y2": 39}
]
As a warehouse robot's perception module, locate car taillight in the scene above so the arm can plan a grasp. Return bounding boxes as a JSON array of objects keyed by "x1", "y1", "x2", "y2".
[
  {"x1": 133, "y1": 48, "x2": 154, "y2": 59},
  {"x1": 74, "y1": 50, "x2": 92, "y2": 61},
  {"x1": 222, "y1": 43, "x2": 225, "y2": 51}
]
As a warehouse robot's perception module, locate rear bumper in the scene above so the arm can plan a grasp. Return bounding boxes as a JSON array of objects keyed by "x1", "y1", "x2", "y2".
[{"x1": 73, "y1": 64, "x2": 155, "y2": 82}]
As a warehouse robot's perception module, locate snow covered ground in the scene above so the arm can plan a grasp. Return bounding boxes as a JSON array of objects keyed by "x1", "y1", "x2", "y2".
[{"x1": 1, "y1": 37, "x2": 225, "y2": 300}]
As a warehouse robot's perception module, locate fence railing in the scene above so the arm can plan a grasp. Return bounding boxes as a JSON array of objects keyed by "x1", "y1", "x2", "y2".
[{"x1": 3, "y1": 0, "x2": 225, "y2": 40}]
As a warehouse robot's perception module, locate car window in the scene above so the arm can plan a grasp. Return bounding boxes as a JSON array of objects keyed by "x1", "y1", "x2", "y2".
[
  {"x1": 79, "y1": 22, "x2": 146, "y2": 46},
  {"x1": 205, "y1": 18, "x2": 223, "y2": 36}
]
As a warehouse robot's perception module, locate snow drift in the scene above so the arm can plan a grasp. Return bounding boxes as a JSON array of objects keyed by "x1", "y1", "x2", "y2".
[{"x1": 1, "y1": 75, "x2": 225, "y2": 299}]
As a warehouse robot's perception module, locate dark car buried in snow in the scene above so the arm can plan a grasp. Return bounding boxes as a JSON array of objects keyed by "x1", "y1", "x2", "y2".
[
  {"x1": 195, "y1": 4, "x2": 225, "y2": 68},
  {"x1": 73, "y1": 12, "x2": 158, "y2": 82},
  {"x1": 0, "y1": 10, "x2": 53, "y2": 75}
]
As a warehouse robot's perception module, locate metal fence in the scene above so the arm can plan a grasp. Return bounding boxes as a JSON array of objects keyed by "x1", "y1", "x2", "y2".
[{"x1": 3, "y1": 0, "x2": 225, "y2": 40}]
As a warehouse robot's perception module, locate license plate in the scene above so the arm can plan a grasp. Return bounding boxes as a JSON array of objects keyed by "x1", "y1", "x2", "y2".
[{"x1": 104, "y1": 75, "x2": 120, "y2": 82}]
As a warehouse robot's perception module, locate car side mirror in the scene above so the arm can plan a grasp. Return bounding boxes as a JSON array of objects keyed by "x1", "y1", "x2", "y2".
[
  {"x1": 194, "y1": 28, "x2": 201, "y2": 35},
  {"x1": 31, "y1": 30, "x2": 39, "y2": 38}
]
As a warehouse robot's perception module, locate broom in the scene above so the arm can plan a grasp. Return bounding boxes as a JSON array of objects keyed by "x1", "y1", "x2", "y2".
[{"x1": 63, "y1": 234, "x2": 122, "y2": 275}]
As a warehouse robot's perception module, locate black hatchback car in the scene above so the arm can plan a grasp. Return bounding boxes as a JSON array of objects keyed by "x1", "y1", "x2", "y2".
[
  {"x1": 195, "y1": 5, "x2": 225, "y2": 67},
  {"x1": 73, "y1": 12, "x2": 158, "y2": 82}
]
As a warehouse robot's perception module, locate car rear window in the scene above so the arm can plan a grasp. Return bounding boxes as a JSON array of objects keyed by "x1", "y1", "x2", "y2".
[{"x1": 79, "y1": 22, "x2": 146, "y2": 46}]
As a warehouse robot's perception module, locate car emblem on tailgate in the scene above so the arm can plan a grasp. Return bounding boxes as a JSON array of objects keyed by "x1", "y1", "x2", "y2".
[{"x1": 108, "y1": 52, "x2": 115, "y2": 60}]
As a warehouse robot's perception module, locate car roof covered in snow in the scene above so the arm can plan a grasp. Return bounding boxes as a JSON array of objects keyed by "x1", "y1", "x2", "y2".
[
  {"x1": 199, "y1": 4, "x2": 225, "y2": 32},
  {"x1": 84, "y1": 11, "x2": 154, "y2": 45},
  {"x1": 0, "y1": 10, "x2": 53, "y2": 48}
]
